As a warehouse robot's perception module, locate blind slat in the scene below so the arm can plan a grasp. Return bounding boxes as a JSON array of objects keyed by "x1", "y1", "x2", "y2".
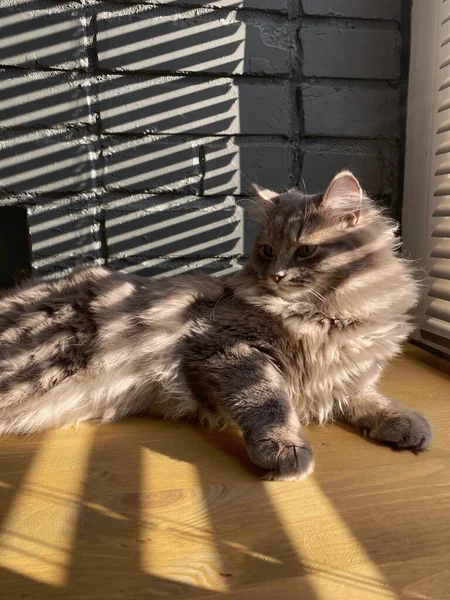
[
  {"x1": 430, "y1": 259, "x2": 450, "y2": 279},
  {"x1": 421, "y1": 318, "x2": 450, "y2": 350},
  {"x1": 425, "y1": 298, "x2": 450, "y2": 322},
  {"x1": 438, "y1": 98, "x2": 450, "y2": 112},
  {"x1": 422, "y1": 318, "x2": 450, "y2": 337},
  {"x1": 431, "y1": 222, "x2": 450, "y2": 237},
  {"x1": 439, "y1": 75, "x2": 450, "y2": 91},
  {"x1": 438, "y1": 98, "x2": 450, "y2": 111},
  {"x1": 431, "y1": 240, "x2": 450, "y2": 258},
  {"x1": 433, "y1": 200, "x2": 450, "y2": 216},
  {"x1": 435, "y1": 139, "x2": 450, "y2": 154},
  {"x1": 433, "y1": 181, "x2": 450, "y2": 196},
  {"x1": 436, "y1": 119, "x2": 450, "y2": 134},
  {"x1": 428, "y1": 279, "x2": 450, "y2": 302},
  {"x1": 435, "y1": 160, "x2": 450, "y2": 174}
]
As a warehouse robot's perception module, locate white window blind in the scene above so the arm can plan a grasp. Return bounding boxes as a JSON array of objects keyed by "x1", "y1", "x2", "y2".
[{"x1": 403, "y1": 0, "x2": 450, "y2": 356}]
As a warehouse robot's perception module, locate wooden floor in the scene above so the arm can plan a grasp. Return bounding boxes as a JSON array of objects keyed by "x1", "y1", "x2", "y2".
[{"x1": 0, "y1": 345, "x2": 449, "y2": 600}]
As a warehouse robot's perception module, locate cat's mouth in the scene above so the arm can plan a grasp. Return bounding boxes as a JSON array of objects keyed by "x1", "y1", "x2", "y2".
[
  {"x1": 265, "y1": 276, "x2": 313, "y2": 298},
  {"x1": 265, "y1": 275, "x2": 312, "y2": 290}
]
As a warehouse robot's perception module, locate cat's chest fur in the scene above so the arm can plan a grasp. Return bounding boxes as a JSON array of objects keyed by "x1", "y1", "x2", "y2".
[
  {"x1": 198, "y1": 292, "x2": 393, "y2": 424},
  {"x1": 261, "y1": 311, "x2": 408, "y2": 424}
]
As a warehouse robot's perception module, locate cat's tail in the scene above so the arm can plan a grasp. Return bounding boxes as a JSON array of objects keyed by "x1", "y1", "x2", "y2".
[{"x1": 0, "y1": 374, "x2": 97, "y2": 436}]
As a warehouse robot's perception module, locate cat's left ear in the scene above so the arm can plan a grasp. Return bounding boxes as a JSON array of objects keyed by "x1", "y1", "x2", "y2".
[{"x1": 322, "y1": 170, "x2": 362, "y2": 226}]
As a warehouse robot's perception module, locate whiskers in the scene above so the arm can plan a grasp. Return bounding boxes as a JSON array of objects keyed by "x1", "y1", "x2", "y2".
[
  {"x1": 210, "y1": 290, "x2": 233, "y2": 321},
  {"x1": 305, "y1": 284, "x2": 337, "y2": 315},
  {"x1": 315, "y1": 281, "x2": 339, "y2": 295}
]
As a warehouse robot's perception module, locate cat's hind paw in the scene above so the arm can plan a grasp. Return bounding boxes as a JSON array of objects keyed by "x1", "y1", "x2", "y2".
[{"x1": 368, "y1": 410, "x2": 433, "y2": 454}]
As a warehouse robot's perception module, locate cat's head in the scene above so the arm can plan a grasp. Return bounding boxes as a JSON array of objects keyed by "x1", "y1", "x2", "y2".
[{"x1": 248, "y1": 171, "x2": 399, "y2": 301}]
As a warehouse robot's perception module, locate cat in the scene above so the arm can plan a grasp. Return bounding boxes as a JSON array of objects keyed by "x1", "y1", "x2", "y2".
[{"x1": 0, "y1": 170, "x2": 432, "y2": 480}]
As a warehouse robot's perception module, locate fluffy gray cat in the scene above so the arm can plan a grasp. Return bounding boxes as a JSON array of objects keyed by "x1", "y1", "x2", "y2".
[{"x1": 0, "y1": 171, "x2": 432, "y2": 480}]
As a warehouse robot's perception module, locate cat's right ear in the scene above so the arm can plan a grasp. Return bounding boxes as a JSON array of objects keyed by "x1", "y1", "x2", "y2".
[
  {"x1": 251, "y1": 183, "x2": 278, "y2": 203},
  {"x1": 322, "y1": 170, "x2": 363, "y2": 226}
]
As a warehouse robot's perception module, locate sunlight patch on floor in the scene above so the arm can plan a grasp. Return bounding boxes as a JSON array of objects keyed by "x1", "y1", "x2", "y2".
[
  {"x1": 264, "y1": 477, "x2": 399, "y2": 600},
  {"x1": 0, "y1": 427, "x2": 94, "y2": 586},
  {"x1": 139, "y1": 446, "x2": 230, "y2": 594}
]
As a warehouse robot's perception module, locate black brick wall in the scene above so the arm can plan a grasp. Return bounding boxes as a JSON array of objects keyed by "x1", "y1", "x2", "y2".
[{"x1": 0, "y1": 0, "x2": 407, "y2": 281}]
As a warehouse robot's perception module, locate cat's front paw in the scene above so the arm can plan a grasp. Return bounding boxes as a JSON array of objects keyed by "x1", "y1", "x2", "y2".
[
  {"x1": 246, "y1": 434, "x2": 314, "y2": 481},
  {"x1": 367, "y1": 409, "x2": 433, "y2": 453}
]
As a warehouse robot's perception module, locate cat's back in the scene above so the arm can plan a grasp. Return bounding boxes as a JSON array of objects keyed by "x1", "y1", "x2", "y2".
[
  {"x1": 0, "y1": 266, "x2": 111, "y2": 335},
  {"x1": 0, "y1": 266, "x2": 226, "y2": 410},
  {"x1": 0, "y1": 266, "x2": 223, "y2": 327},
  {"x1": 0, "y1": 267, "x2": 119, "y2": 406}
]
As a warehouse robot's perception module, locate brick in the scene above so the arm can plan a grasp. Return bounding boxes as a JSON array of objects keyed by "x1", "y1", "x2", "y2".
[
  {"x1": 102, "y1": 137, "x2": 200, "y2": 192},
  {"x1": 0, "y1": 70, "x2": 92, "y2": 128},
  {"x1": 0, "y1": 195, "x2": 28, "y2": 206},
  {"x1": 28, "y1": 201, "x2": 99, "y2": 273},
  {"x1": 301, "y1": 0, "x2": 401, "y2": 20},
  {"x1": 300, "y1": 24, "x2": 401, "y2": 79},
  {"x1": 97, "y1": 7, "x2": 290, "y2": 76},
  {"x1": 109, "y1": 256, "x2": 243, "y2": 278},
  {"x1": 301, "y1": 141, "x2": 390, "y2": 195},
  {"x1": 0, "y1": 131, "x2": 98, "y2": 193},
  {"x1": 203, "y1": 139, "x2": 292, "y2": 195},
  {"x1": 0, "y1": 4, "x2": 88, "y2": 69},
  {"x1": 105, "y1": 1, "x2": 288, "y2": 11},
  {"x1": 99, "y1": 75, "x2": 290, "y2": 135},
  {"x1": 0, "y1": 194, "x2": 94, "y2": 208},
  {"x1": 105, "y1": 196, "x2": 243, "y2": 259},
  {"x1": 301, "y1": 82, "x2": 399, "y2": 138}
]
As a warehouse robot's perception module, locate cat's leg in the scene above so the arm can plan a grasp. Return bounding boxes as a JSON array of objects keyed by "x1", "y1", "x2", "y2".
[
  {"x1": 186, "y1": 348, "x2": 314, "y2": 481},
  {"x1": 337, "y1": 390, "x2": 432, "y2": 452}
]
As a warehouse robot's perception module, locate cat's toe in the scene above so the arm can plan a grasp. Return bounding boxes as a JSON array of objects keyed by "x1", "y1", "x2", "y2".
[
  {"x1": 246, "y1": 435, "x2": 314, "y2": 481},
  {"x1": 264, "y1": 444, "x2": 315, "y2": 481},
  {"x1": 369, "y1": 410, "x2": 433, "y2": 453}
]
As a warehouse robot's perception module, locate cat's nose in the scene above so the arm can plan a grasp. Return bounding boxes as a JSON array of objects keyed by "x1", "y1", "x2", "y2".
[{"x1": 270, "y1": 271, "x2": 286, "y2": 283}]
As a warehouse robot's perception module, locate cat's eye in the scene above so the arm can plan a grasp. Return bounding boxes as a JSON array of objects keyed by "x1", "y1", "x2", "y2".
[
  {"x1": 296, "y1": 244, "x2": 317, "y2": 258},
  {"x1": 261, "y1": 245, "x2": 275, "y2": 259}
]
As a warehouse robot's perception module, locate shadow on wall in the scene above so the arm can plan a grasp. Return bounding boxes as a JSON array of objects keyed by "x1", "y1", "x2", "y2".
[{"x1": 0, "y1": 2, "x2": 293, "y2": 281}]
